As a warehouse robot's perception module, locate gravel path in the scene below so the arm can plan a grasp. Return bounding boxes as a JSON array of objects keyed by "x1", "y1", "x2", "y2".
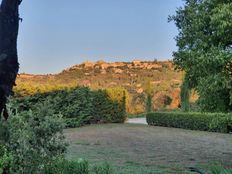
[{"x1": 126, "y1": 117, "x2": 147, "y2": 125}]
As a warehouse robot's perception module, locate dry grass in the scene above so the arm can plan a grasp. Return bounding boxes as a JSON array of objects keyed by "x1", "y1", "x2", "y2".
[{"x1": 64, "y1": 124, "x2": 232, "y2": 174}]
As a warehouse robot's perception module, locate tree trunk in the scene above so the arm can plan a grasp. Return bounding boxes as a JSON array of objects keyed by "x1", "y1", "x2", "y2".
[{"x1": 0, "y1": 0, "x2": 21, "y2": 120}]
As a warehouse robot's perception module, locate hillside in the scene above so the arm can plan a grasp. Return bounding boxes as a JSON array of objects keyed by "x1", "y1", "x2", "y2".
[{"x1": 15, "y1": 60, "x2": 187, "y2": 113}]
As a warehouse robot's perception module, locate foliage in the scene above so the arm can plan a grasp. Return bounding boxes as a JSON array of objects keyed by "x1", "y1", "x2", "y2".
[
  {"x1": 1, "y1": 102, "x2": 67, "y2": 174},
  {"x1": 163, "y1": 95, "x2": 172, "y2": 106},
  {"x1": 191, "y1": 163, "x2": 232, "y2": 174},
  {"x1": 0, "y1": 145, "x2": 12, "y2": 174},
  {"x1": 146, "y1": 93, "x2": 152, "y2": 113},
  {"x1": 144, "y1": 80, "x2": 153, "y2": 113},
  {"x1": 90, "y1": 89, "x2": 126, "y2": 124},
  {"x1": 14, "y1": 82, "x2": 78, "y2": 97},
  {"x1": 180, "y1": 78, "x2": 190, "y2": 112},
  {"x1": 170, "y1": 0, "x2": 232, "y2": 112},
  {"x1": 196, "y1": 74, "x2": 232, "y2": 112},
  {"x1": 0, "y1": 121, "x2": 9, "y2": 144},
  {"x1": 191, "y1": 164, "x2": 232, "y2": 174},
  {"x1": 15, "y1": 61, "x2": 184, "y2": 114},
  {"x1": 13, "y1": 87, "x2": 127, "y2": 128},
  {"x1": 106, "y1": 87, "x2": 130, "y2": 113},
  {"x1": 93, "y1": 162, "x2": 113, "y2": 174},
  {"x1": 146, "y1": 112, "x2": 232, "y2": 133},
  {"x1": 208, "y1": 165, "x2": 232, "y2": 174},
  {"x1": 45, "y1": 158, "x2": 89, "y2": 174},
  {"x1": 46, "y1": 159, "x2": 114, "y2": 174},
  {"x1": 131, "y1": 93, "x2": 146, "y2": 114},
  {"x1": 209, "y1": 116, "x2": 232, "y2": 133}
]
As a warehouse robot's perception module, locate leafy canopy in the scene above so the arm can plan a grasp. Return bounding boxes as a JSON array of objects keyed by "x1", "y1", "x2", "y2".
[{"x1": 170, "y1": 0, "x2": 232, "y2": 112}]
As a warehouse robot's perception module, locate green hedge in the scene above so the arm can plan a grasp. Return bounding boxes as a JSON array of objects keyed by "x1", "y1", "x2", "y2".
[
  {"x1": 12, "y1": 87, "x2": 126, "y2": 128},
  {"x1": 146, "y1": 112, "x2": 232, "y2": 133}
]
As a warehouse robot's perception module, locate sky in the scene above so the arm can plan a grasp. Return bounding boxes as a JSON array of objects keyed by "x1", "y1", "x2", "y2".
[{"x1": 18, "y1": 0, "x2": 184, "y2": 74}]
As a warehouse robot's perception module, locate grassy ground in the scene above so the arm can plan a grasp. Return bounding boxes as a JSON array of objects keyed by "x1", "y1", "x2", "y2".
[{"x1": 64, "y1": 124, "x2": 232, "y2": 174}]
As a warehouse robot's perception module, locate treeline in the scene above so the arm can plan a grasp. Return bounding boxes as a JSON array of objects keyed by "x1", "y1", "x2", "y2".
[
  {"x1": 13, "y1": 82, "x2": 78, "y2": 97},
  {"x1": 11, "y1": 87, "x2": 127, "y2": 128},
  {"x1": 14, "y1": 82, "x2": 148, "y2": 114}
]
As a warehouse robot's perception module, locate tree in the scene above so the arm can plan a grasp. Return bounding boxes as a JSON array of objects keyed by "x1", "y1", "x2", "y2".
[
  {"x1": 145, "y1": 80, "x2": 153, "y2": 113},
  {"x1": 0, "y1": 0, "x2": 21, "y2": 120},
  {"x1": 146, "y1": 93, "x2": 152, "y2": 113},
  {"x1": 170, "y1": 0, "x2": 232, "y2": 112},
  {"x1": 180, "y1": 77, "x2": 190, "y2": 112}
]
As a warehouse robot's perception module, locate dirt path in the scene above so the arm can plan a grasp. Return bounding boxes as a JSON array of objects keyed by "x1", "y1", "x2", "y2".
[{"x1": 65, "y1": 124, "x2": 232, "y2": 173}]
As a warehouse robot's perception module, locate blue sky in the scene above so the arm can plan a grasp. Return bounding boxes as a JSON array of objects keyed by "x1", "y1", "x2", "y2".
[{"x1": 18, "y1": 0, "x2": 183, "y2": 74}]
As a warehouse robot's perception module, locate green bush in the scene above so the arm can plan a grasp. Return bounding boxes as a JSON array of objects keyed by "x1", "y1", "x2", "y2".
[
  {"x1": 146, "y1": 93, "x2": 152, "y2": 113},
  {"x1": 46, "y1": 158, "x2": 89, "y2": 174},
  {"x1": 90, "y1": 90, "x2": 125, "y2": 123},
  {"x1": 146, "y1": 112, "x2": 232, "y2": 133},
  {"x1": 180, "y1": 78, "x2": 190, "y2": 112},
  {"x1": 64, "y1": 118, "x2": 84, "y2": 128},
  {"x1": 1, "y1": 102, "x2": 67, "y2": 174},
  {"x1": 0, "y1": 145, "x2": 12, "y2": 174},
  {"x1": 106, "y1": 87, "x2": 130, "y2": 113},
  {"x1": 210, "y1": 116, "x2": 232, "y2": 133},
  {"x1": 12, "y1": 87, "x2": 127, "y2": 128}
]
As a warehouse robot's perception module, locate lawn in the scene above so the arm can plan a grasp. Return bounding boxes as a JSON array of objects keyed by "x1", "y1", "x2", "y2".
[{"x1": 64, "y1": 124, "x2": 232, "y2": 174}]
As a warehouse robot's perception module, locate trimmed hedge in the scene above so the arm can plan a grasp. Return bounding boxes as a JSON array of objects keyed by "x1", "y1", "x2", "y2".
[
  {"x1": 12, "y1": 87, "x2": 127, "y2": 128},
  {"x1": 146, "y1": 112, "x2": 232, "y2": 133}
]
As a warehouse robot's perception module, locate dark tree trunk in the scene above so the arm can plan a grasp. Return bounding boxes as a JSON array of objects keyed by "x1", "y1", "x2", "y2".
[{"x1": 0, "y1": 0, "x2": 21, "y2": 120}]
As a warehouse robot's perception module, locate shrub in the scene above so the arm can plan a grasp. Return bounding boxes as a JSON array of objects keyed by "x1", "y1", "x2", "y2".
[
  {"x1": 2, "y1": 102, "x2": 67, "y2": 173},
  {"x1": 146, "y1": 93, "x2": 152, "y2": 113},
  {"x1": 90, "y1": 90, "x2": 125, "y2": 123},
  {"x1": 0, "y1": 145, "x2": 12, "y2": 174},
  {"x1": 64, "y1": 118, "x2": 85, "y2": 128},
  {"x1": 12, "y1": 87, "x2": 126, "y2": 128},
  {"x1": 210, "y1": 116, "x2": 232, "y2": 133},
  {"x1": 106, "y1": 87, "x2": 130, "y2": 113},
  {"x1": 146, "y1": 112, "x2": 232, "y2": 133},
  {"x1": 180, "y1": 78, "x2": 190, "y2": 112},
  {"x1": 46, "y1": 158, "x2": 89, "y2": 174},
  {"x1": 0, "y1": 122, "x2": 9, "y2": 144}
]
